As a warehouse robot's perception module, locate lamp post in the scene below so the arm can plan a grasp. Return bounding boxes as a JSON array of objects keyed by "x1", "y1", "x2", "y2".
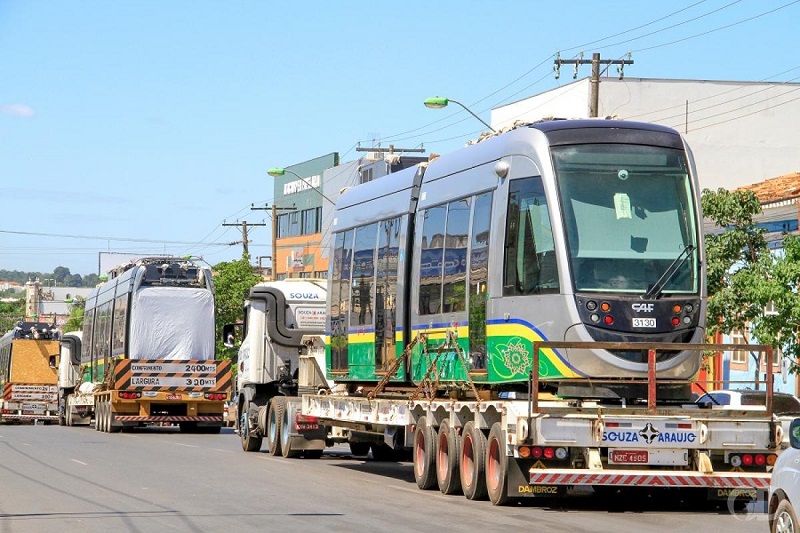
[{"x1": 423, "y1": 96, "x2": 496, "y2": 133}]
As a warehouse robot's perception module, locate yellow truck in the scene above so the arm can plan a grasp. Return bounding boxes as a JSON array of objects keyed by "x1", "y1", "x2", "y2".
[{"x1": 0, "y1": 321, "x2": 60, "y2": 423}]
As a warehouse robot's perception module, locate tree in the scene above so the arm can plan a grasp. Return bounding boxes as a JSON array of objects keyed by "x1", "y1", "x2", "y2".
[
  {"x1": 212, "y1": 257, "x2": 261, "y2": 362},
  {"x1": 703, "y1": 187, "x2": 800, "y2": 388},
  {"x1": 63, "y1": 296, "x2": 86, "y2": 333}
]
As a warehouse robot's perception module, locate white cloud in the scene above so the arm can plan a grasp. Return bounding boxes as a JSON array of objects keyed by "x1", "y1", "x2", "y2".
[{"x1": 0, "y1": 104, "x2": 35, "y2": 117}]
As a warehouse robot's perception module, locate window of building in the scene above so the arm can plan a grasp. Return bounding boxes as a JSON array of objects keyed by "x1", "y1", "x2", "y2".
[
  {"x1": 730, "y1": 326, "x2": 749, "y2": 365},
  {"x1": 301, "y1": 208, "x2": 321, "y2": 236}
]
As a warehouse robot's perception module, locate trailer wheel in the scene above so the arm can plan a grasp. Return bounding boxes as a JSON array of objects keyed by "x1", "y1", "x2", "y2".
[
  {"x1": 460, "y1": 421, "x2": 488, "y2": 500},
  {"x1": 93, "y1": 401, "x2": 101, "y2": 432},
  {"x1": 280, "y1": 399, "x2": 301, "y2": 458},
  {"x1": 436, "y1": 419, "x2": 462, "y2": 495},
  {"x1": 109, "y1": 406, "x2": 121, "y2": 433},
  {"x1": 486, "y1": 423, "x2": 510, "y2": 505},
  {"x1": 349, "y1": 442, "x2": 371, "y2": 457},
  {"x1": 98, "y1": 401, "x2": 107, "y2": 432},
  {"x1": 240, "y1": 406, "x2": 263, "y2": 452},
  {"x1": 413, "y1": 416, "x2": 438, "y2": 490},
  {"x1": 267, "y1": 397, "x2": 285, "y2": 456}
]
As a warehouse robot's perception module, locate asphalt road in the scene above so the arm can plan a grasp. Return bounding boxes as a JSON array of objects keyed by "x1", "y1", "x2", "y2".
[{"x1": 0, "y1": 425, "x2": 771, "y2": 533}]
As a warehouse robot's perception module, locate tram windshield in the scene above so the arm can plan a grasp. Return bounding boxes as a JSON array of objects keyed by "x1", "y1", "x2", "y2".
[{"x1": 553, "y1": 143, "x2": 699, "y2": 295}]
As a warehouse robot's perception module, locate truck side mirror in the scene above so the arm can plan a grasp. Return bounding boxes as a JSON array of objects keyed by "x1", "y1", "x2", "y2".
[
  {"x1": 790, "y1": 418, "x2": 800, "y2": 450},
  {"x1": 222, "y1": 324, "x2": 239, "y2": 348}
]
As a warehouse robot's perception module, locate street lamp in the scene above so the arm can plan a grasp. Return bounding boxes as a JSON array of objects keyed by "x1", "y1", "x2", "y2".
[
  {"x1": 423, "y1": 96, "x2": 496, "y2": 133},
  {"x1": 267, "y1": 167, "x2": 335, "y2": 205}
]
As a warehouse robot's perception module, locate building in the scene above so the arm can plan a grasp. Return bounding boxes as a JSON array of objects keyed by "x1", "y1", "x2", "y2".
[
  {"x1": 271, "y1": 152, "x2": 427, "y2": 280},
  {"x1": 491, "y1": 77, "x2": 800, "y2": 191},
  {"x1": 711, "y1": 173, "x2": 800, "y2": 396},
  {"x1": 24, "y1": 279, "x2": 93, "y2": 328}
]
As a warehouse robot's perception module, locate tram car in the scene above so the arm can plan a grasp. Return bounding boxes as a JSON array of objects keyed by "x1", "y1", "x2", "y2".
[{"x1": 326, "y1": 120, "x2": 704, "y2": 400}]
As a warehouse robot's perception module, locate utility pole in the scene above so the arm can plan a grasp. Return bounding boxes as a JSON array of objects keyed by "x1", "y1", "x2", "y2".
[
  {"x1": 554, "y1": 52, "x2": 633, "y2": 117},
  {"x1": 222, "y1": 220, "x2": 266, "y2": 257},
  {"x1": 251, "y1": 204, "x2": 295, "y2": 281}
]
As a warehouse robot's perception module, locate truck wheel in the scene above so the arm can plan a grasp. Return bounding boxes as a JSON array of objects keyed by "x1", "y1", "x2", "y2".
[
  {"x1": 349, "y1": 442, "x2": 371, "y2": 457},
  {"x1": 460, "y1": 421, "x2": 488, "y2": 500},
  {"x1": 65, "y1": 396, "x2": 73, "y2": 427},
  {"x1": 436, "y1": 419, "x2": 462, "y2": 495},
  {"x1": 413, "y1": 416, "x2": 438, "y2": 490},
  {"x1": 370, "y1": 442, "x2": 395, "y2": 461},
  {"x1": 240, "y1": 408, "x2": 263, "y2": 452},
  {"x1": 486, "y1": 423, "x2": 509, "y2": 505},
  {"x1": 267, "y1": 397, "x2": 285, "y2": 456},
  {"x1": 93, "y1": 402, "x2": 101, "y2": 432},
  {"x1": 280, "y1": 399, "x2": 301, "y2": 458}
]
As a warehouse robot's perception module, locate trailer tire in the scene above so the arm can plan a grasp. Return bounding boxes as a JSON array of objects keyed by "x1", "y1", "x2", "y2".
[
  {"x1": 349, "y1": 442, "x2": 371, "y2": 457},
  {"x1": 109, "y1": 406, "x2": 121, "y2": 433},
  {"x1": 413, "y1": 417, "x2": 438, "y2": 490},
  {"x1": 280, "y1": 399, "x2": 301, "y2": 458},
  {"x1": 486, "y1": 423, "x2": 510, "y2": 505},
  {"x1": 460, "y1": 421, "x2": 488, "y2": 500},
  {"x1": 240, "y1": 407, "x2": 263, "y2": 452},
  {"x1": 267, "y1": 397, "x2": 285, "y2": 456},
  {"x1": 436, "y1": 419, "x2": 462, "y2": 495}
]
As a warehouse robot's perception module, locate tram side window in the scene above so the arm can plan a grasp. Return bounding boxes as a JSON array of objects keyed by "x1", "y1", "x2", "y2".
[
  {"x1": 330, "y1": 230, "x2": 353, "y2": 370},
  {"x1": 469, "y1": 192, "x2": 492, "y2": 370},
  {"x1": 504, "y1": 177, "x2": 559, "y2": 295},
  {"x1": 442, "y1": 198, "x2": 470, "y2": 313},
  {"x1": 375, "y1": 217, "x2": 401, "y2": 370},
  {"x1": 419, "y1": 205, "x2": 447, "y2": 315},
  {"x1": 82, "y1": 307, "x2": 96, "y2": 363},
  {"x1": 112, "y1": 294, "x2": 127, "y2": 356},
  {"x1": 352, "y1": 223, "x2": 377, "y2": 327}
]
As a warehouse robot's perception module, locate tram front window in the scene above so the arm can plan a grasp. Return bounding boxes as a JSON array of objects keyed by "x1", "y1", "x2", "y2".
[{"x1": 553, "y1": 143, "x2": 699, "y2": 295}]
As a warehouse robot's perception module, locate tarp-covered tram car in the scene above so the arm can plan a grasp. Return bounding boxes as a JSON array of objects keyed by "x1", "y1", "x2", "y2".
[{"x1": 326, "y1": 120, "x2": 705, "y2": 400}]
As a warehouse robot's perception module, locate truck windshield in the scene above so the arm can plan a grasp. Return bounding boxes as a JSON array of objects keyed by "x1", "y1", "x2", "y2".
[{"x1": 553, "y1": 143, "x2": 699, "y2": 294}]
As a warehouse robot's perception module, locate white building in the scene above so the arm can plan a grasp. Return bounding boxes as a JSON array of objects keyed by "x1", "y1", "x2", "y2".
[{"x1": 491, "y1": 77, "x2": 800, "y2": 191}]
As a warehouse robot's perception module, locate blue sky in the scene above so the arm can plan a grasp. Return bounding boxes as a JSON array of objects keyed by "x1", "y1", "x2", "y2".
[{"x1": 2, "y1": 0, "x2": 799, "y2": 276}]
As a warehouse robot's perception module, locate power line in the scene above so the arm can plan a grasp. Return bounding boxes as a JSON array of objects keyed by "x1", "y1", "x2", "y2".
[{"x1": 0, "y1": 229, "x2": 231, "y2": 246}]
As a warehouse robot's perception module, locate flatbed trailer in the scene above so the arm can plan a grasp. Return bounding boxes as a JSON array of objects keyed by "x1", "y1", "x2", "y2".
[{"x1": 297, "y1": 340, "x2": 782, "y2": 505}]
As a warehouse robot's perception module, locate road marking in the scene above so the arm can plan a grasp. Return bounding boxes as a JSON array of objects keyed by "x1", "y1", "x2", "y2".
[
  {"x1": 211, "y1": 448, "x2": 233, "y2": 453},
  {"x1": 172, "y1": 443, "x2": 198, "y2": 448},
  {"x1": 71, "y1": 459, "x2": 88, "y2": 466}
]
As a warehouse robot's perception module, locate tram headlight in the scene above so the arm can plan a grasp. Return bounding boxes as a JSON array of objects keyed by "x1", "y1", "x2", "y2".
[
  {"x1": 590, "y1": 314, "x2": 600, "y2": 323},
  {"x1": 685, "y1": 303, "x2": 694, "y2": 314},
  {"x1": 586, "y1": 301, "x2": 597, "y2": 311}
]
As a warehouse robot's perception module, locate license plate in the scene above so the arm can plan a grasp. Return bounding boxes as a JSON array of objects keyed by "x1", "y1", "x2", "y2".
[
  {"x1": 609, "y1": 449, "x2": 648, "y2": 464},
  {"x1": 633, "y1": 318, "x2": 656, "y2": 328},
  {"x1": 608, "y1": 449, "x2": 688, "y2": 465},
  {"x1": 296, "y1": 423, "x2": 320, "y2": 432},
  {"x1": 166, "y1": 394, "x2": 182, "y2": 400}
]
